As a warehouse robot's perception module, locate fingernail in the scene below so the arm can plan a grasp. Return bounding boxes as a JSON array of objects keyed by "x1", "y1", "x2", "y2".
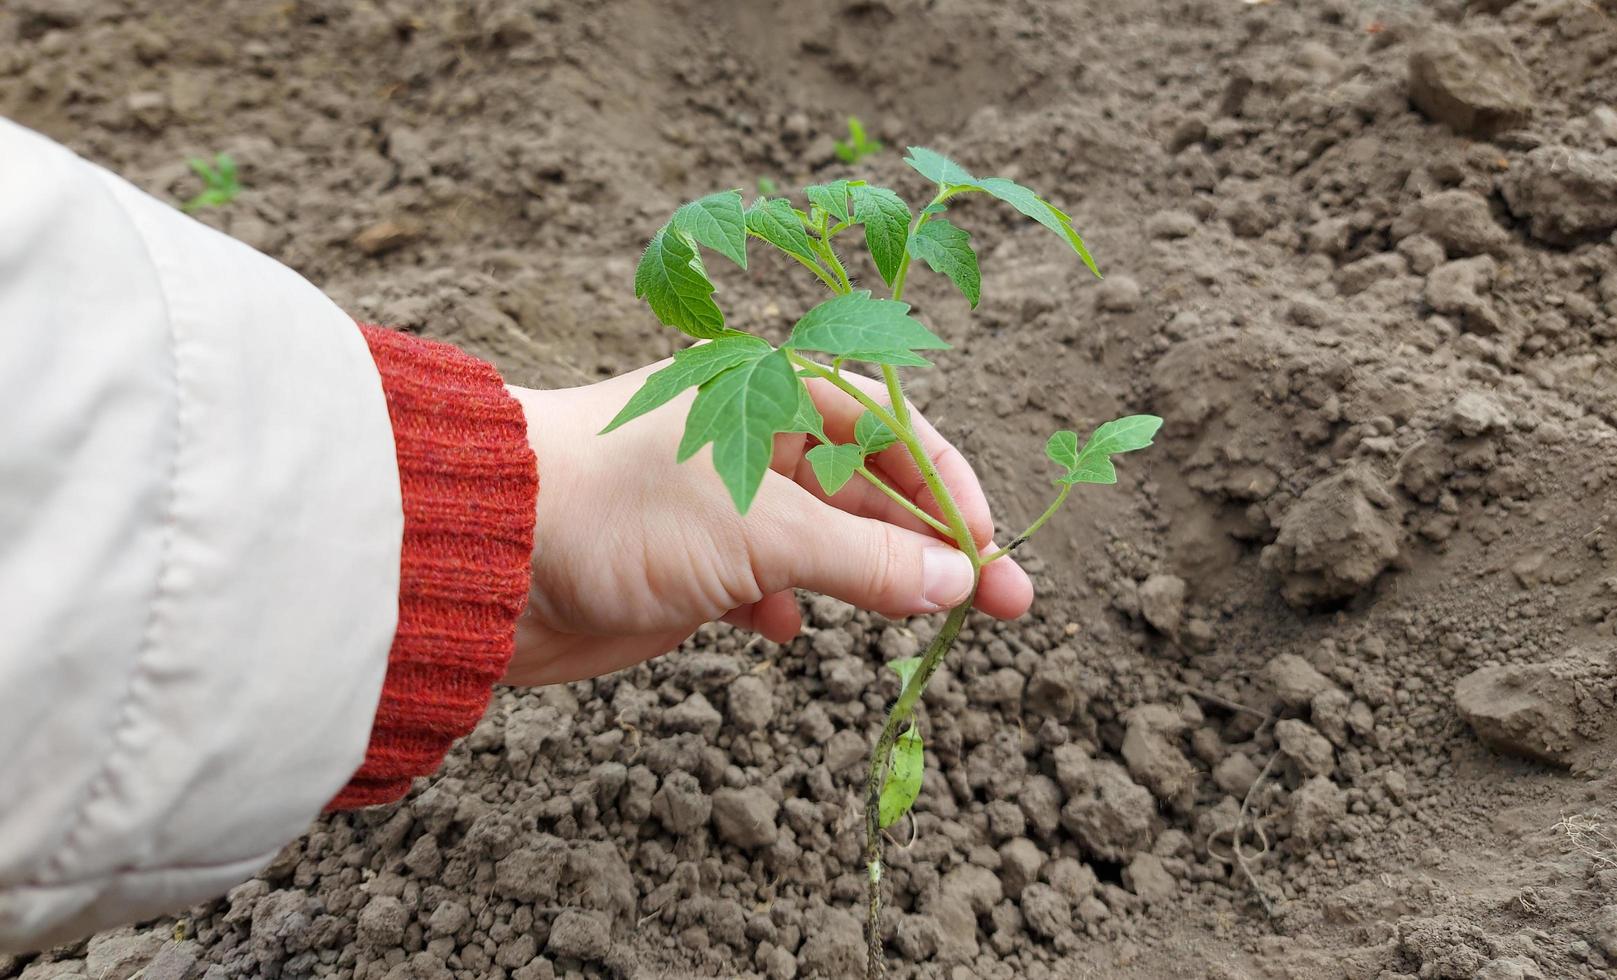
[{"x1": 922, "y1": 548, "x2": 975, "y2": 609}]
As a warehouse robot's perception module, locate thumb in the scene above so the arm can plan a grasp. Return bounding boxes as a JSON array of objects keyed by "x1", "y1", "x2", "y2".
[{"x1": 770, "y1": 499, "x2": 977, "y2": 618}]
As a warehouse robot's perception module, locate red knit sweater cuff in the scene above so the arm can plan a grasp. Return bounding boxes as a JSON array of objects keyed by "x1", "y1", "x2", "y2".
[{"x1": 329, "y1": 324, "x2": 538, "y2": 810}]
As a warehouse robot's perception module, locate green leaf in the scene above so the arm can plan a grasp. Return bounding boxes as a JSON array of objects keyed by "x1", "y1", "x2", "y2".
[
  {"x1": 1046, "y1": 415, "x2": 1163, "y2": 486},
  {"x1": 851, "y1": 185, "x2": 912, "y2": 287},
  {"x1": 786, "y1": 291, "x2": 949, "y2": 365},
  {"x1": 188, "y1": 156, "x2": 219, "y2": 183},
  {"x1": 855, "y1": 410, "x2": 898, "y2": 454},
  {"x1": 974, "y1": 177, "x2": 1101, "y2": 278},
  {"x1": 787, "y1": 384, "x2": 827, "y2": 441},
  {"x1": 214, "y1": 153, "x2": 238, "y2": 186},
  {"x1": 907, "y1": 218, "x2": 981, "y2": 307},
  {"x1": 676, "y1": 348, "x2": 802, "y2": 512},
  {"x1": 745, "y1": 197, "x2": 818, "y2": 267},
  {"x1": 806, "y1": 443, "x2": 865, "y2": 495},
  {"x1": 635, "y1": 228, "x2": 727, "y2": 339},
  {"x1": 601, "y1": 336, "x2": 771, "y2": 434},
  {"x1": 903, "y1": 146, "x2": 976, "y2": 187},
  {"x1": 878, "y1": 724, "x2": 924, "y2": 829},
  {"x1": 886, "y1": 656, "x2": 923, "y2": 689},
  {"x1": 805, "y1": 180, "x2": 853, "y2": 223},
  {"x1": 1085, "y1": 414, "x2": 1164, "y2": 456},
  {"x1": 1044, "y1": 430, "x2": 1080, "y2": 474},
  {"x1": 671, "y1": 190, "x2": 748, "y2": 269}
]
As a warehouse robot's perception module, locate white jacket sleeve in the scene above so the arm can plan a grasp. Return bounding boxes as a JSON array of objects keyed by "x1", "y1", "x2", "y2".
[{"x1": 0, "y1": 118, "x2": 402, "y2": 951}]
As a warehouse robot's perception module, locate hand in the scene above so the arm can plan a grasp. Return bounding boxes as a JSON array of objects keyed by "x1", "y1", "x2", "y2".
[{"x1": 503, "y1": 360, "x2": 1035, "y2": 686}]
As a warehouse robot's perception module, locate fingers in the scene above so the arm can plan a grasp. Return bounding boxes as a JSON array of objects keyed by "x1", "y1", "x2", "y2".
[
  {"x1": 721, "y1": 590, "x2": 802, "y2": 643},
  {"x1": 975, "y1": 547, "x2": 1036, "y2": 620},
  {"x1": 756, "y1": 486, "x2": 977, "y2": 619}
]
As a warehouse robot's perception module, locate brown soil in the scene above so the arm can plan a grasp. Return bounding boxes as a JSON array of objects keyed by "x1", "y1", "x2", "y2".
[{"x1": 5, "y1": 1, "x2": 1617, "y2": 979}]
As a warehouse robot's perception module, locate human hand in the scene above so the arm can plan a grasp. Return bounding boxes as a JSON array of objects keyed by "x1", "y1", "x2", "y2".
[{"x1": 503, "y1": 360, "x2": 1034, "y2": 686}]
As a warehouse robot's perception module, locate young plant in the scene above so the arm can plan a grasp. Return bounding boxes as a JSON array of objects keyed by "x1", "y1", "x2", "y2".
[
  {"x1": 607, "y1": 146, "x2": 1160, "y2": 976},
  {"x1": 833, "y1": 116, "x2": 884, "y2": 164},
  {"x1": 181, "y1": 152, "x2": 241, "y2": 214}
]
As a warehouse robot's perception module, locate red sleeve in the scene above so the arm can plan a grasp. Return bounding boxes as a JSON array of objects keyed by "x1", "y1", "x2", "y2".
[{"x1": 327, "y1": 324, "x2": 538, "y2": 809}]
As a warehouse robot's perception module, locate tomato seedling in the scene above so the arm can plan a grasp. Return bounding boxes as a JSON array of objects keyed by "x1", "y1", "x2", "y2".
[
  {"x1": 834, "y1": 116, "x2": 884, "y2": 164},
  {"x1": 181, "y1": 152, "x2": 241, "y2": 214},
  {"x1": 607, "y1": 146, "x2": 1160, "y2": 976}
]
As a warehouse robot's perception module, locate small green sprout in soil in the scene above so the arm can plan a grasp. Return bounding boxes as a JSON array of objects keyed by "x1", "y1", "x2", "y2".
[
  {"x1": 756, "y1": 176, "x2": 779, "y2": 196},
  {"x1": 181, "y1": 152, "x2": 241, "y2": 214},
  {"x1": 834, "y1": 115, "x2": 884, "y2": 164},
  {"x1": 608, "y1": 146, "x2": 1161, "y2": 977}
]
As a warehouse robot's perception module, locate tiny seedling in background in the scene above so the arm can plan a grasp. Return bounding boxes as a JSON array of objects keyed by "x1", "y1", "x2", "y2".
[
  {"x1": 756, "y1": 176, "x2": 779, "y2": 196},
  {"x1": 834, "y1": 115, "x2": 883, "y2": 164},
  {"x1": 609, "y1": 146, "x2": 1160, "y2": 977},
  {"x1": 181, "y1": 153, "x2": 241, "y2": 214}
]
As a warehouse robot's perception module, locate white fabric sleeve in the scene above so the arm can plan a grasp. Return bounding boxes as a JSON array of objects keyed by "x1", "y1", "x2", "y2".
[{"x1": 0, "y1": 118, "x2": 402, "y2": 952}]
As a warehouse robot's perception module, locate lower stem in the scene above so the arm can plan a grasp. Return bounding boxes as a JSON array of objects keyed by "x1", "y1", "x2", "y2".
[
  {"x1": 982, "y1": 483, "x2": 1071, "y2": 564},
  {"x1": 863, "y1": 594, "x2": 975, "y2": 980}
]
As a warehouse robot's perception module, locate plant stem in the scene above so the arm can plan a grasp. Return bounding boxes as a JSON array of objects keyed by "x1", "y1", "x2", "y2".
[
  {"x1": 889, "y1": 186, "x2": 961, "y2": 303},
  {"x1": 863, "y1": 591, "x2": 975, "y2": 979},
  {"x1": 856, "y1": 467, "x2": 952, "y2": 536},
  {"x1": 981, "y1": 483, "x2": 1072, "y2": 563},
  {"x1": 814, "y1": 211, "x2": 855, "y2": 292}
]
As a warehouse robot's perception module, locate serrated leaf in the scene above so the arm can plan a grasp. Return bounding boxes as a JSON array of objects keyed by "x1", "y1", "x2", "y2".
[
  {"x1": 851, "y1": 185, "x2": 912, "y2": 286},
  {"x1": 786, "y1": 290, "x2": 948, "y2": 365},
  {"x1": 907, "y1": 218, "x2": 981, "y2": 307},
  {"x1": 856, "y1": 411, "x2": 898, "y2": 454},
  {"x1": 601, "y1": 336, "x2": 771, "y2": 434},
  {"x1": 886, "y1": 656, "x2": 923, "y2": 690},
  {"x1": 903, "y1": 146, "x2": 976, "y2": 187},
  {"x1": 635, "y1": 228, "x2": 727, "y2": 339},
  {"x1": 806, "y1": 443, "x2": 865, "y2": 495},
  {"x1": 805, "y1": 180, "x2": 853, "y2": 223},
  {"x1": 671, "y1": 190, "x2": 748, "y2": 269},
  {"x1": 787, "y1": 384, "x2": 827, "y2": 441},
  {"x1": 974, "y1": 177, "x2": 1101, "y2": 278},
  {"x1": 676, "y1": 348, "x2": 802, "y2": 513},
  {"x1": 878, "y1": 724, "x2": 924, "y2": 829},
  {"x1": 745, "y1": 197, "x2": 818, "y2": 266}
]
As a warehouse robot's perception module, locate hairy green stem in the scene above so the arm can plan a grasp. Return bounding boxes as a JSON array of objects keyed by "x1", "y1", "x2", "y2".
[
  {"x1": 863, "y1": 592, "x2": 976, "y2": 978},
  {"x1": 749, "y1": 230, "x2": 840, "y2": 292},
  {"x1": 857, "y1": 467, "x2": 952, "y2": 536},
  {"x1": 982, "y1": 483, "x2": 1072, "y2": 564}
]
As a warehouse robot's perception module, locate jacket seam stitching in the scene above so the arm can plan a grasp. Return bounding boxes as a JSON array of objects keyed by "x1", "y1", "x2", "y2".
[{"x1": 35, "y1": 175, "x2": 188, "y2": 886}]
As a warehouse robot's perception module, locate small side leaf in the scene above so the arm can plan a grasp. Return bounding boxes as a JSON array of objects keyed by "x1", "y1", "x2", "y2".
[
  {"x1": 851, "y1": 185, "x2": 912, "y2": 287},
  {"x1": 787, "y1": 385, "x2": 827, "y2": 441},
  {"x1": 886, "y1": 656, "x2": 923, "y2": 690},
  {"x1": 806, "y1": 443, "x2": 865, "y2": 495},
  {"x1": 805, "y1": 179, "x2": 854, "y2": 223},
  {"x1": 786, "y1": 290, "x2": 949, "y2": 365},
  {"x1": 1046, "y1": 415, "x2": 1163, "y2": 486},
  {"x1": 602, "y1": 336, "x2": 771, "y2": 434},
  {"x1": 635, "y1": 228, "x2": 727, "y2": 339},
  {"x1": 855, "y1": 411, "x2": 898, "y2": 454},
  {"x1": 671, "y1": 190, "x2": 748, "y2": 269},
  {"x1": 907, "y1": 218, "x2": 981, "y2": 307},
  {"x1": 1044, "y1": 430, "x2": 1079, "y2": 474},
  {"x1": 878, "y1": 724, "x2": 925, "y2": 830},
  {"x1": 745, "y1": 197, "x2": 818, "y2": 266},
  {"x1": 903, "y1": 146, "x2": 976, "y2": 187},
  {"x1": 676, "y1": 348, "x2": 803, "y2": 513}
]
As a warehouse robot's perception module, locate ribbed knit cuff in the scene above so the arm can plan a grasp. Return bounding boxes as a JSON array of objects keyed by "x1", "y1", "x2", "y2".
[{"x1": 329, "y1": 324, "x2": 538, "y2": 809}]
